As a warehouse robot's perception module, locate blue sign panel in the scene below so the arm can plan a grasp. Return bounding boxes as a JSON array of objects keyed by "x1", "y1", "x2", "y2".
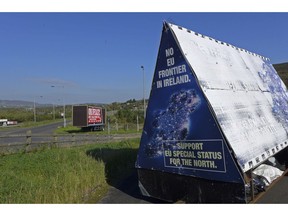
[
  {"x1": 136, "y1": 24, "x2": 244, "y2": 183},
  {"x1": 163, "y1": 140, "x2": 225, "y2": 172}
]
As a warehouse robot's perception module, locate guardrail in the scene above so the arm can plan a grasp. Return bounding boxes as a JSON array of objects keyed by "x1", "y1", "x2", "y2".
[{"x1": 0, "y1": 130, "x2": 141, "y2": 154}]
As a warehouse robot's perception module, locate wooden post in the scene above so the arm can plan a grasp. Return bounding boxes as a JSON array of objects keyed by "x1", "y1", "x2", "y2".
[
  {"x1": 72, "y1": 133, "x2": 75, "y2": 146},
  {"x1": 137, "y1": 115, "x2": 139, "y2": 132},
  {"x1": 53, "y1": 134, "x2": 58, "y2": 148},
  {"x1": 116, "y1": 121, "x2": 118, "y2": 131},
  {"x1": 25, "y1": 130, "x2": 32, "y2": 152}
]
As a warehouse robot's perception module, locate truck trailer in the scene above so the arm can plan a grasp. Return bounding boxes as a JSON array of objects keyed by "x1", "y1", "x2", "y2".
[{"x1": 72, "y1": 105, "x2": 106, "y2": 131}]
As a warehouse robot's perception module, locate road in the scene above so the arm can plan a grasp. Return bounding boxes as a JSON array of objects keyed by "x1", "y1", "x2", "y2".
[
  {"x1": 0, "y1": 121, "x2": 65, "y2": 136},
  {"x1": 0, "y1": 121, "x2": 66, "y2": 147}
]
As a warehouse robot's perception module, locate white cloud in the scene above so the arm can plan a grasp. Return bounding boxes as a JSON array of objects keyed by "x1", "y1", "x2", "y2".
[{"x1": 26, "y1": 77, "x2": 78, "y2": 88}]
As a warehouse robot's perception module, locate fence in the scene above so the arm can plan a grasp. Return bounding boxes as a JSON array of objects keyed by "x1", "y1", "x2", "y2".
[
  {"x1": 108, "y1": 122, "x2": 143, "y2": 132},
  {"x1": 0, "y1": 130, "x2": 141, "y2": 155}
]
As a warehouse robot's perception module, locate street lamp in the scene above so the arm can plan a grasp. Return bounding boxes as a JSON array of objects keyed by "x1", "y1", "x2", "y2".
[
  {"x1": 52, "y1": 102, "x2": 55, "y2": 121},
  {"x1": 33, "y1": 97, "x2": 36, "y2": 122},
  {"x1": 141, "y1": 66, "x2": 146, "y2": 119},
  {"x1": 51, "y1": 85, "x2": 66, "y2": 127},
  {"x1": 33, "y1": 95, "x2": 43, "y2": 122}
]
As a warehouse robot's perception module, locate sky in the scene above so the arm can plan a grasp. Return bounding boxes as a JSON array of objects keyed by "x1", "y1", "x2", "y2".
[{"x1": 0, "y1": 12, "x2": 288, "y2": 105}]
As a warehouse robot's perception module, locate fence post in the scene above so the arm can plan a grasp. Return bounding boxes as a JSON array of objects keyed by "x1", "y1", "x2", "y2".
[
  {"x1": 72, "y1": 133, "x2": 75, "y2": 146},
  {"x1": 137, "y1": 115, "x2": 139, "y2": 132},
  {"x1": 53, "y1": 134, "x2": 58, "y2": 148},
  {"x1": 116, "y1": 121, "x2": 118, "y2": 131},
  {"x1": 25, "y1": 130, "x2": 32, "y2": 152}
]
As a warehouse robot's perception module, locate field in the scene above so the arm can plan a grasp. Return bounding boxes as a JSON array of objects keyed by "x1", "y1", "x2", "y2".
[{"x1": 0, "y1": 138, "x2": 140, "y2": 203}]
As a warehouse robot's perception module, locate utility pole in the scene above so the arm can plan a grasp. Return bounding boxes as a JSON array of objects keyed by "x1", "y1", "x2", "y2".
[
  {"x1": 141, "y1": 66, "x2": 146, "y2": 119},
  {"x1": 33, "y1": 97, "x2": 36, "y2": 122},
  {"x1": 52, "y1": 103, "x2": 55, "y2": 120},
  {"x1": 51, "y1": 85, "x2": 66, "y2": 127}
]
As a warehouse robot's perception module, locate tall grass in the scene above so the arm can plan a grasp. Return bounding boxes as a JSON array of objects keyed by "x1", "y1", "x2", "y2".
[{"x1": 0, "y1": 139, "x2": 140, "y2": 203}]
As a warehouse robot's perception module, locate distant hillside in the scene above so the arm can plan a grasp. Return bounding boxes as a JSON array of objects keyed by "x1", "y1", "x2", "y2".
[
  {"x1": 274, "y1": 62, "x2": 288, "y2": 86},
  {"x1": 0, "y1": 100, "x2": 34, "y2": 108},
  {"x1": 0, "y1": 100, "x2": 107, "y2": 108}
]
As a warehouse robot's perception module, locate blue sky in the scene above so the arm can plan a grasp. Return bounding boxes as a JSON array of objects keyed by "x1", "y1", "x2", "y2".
[{"x1": 0, "y1": 12, "x2": 287, "y2": 104}]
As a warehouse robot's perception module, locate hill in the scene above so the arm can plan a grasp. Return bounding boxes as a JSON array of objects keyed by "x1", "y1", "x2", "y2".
[
  {"x1": 0, "y1": 100, "x2": 34, "y2": 108},
  {"x1": 274, "y1": 62, "x2": 288, "y2": 86}
]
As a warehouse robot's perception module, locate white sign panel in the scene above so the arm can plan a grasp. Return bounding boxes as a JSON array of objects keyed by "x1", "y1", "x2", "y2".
[{"x1": 169, "y1": 23, "x2": 288, "y2": 172}]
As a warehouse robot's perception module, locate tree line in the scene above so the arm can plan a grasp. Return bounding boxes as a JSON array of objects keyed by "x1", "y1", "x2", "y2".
[{"x1": 0, "y1": 98, "x2": 147, "y2": 124}]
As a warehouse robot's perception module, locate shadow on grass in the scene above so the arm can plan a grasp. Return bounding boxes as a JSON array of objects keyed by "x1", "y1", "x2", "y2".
[
  {"x1": 63, "y1": 128, "x2": 105, "y2": 134},
  {"x1": 86, "y1": 147, "x2": 168, "y2": 203},
  {"x1": 65, "y1": 129, "x2": 85, "y2": 134}
]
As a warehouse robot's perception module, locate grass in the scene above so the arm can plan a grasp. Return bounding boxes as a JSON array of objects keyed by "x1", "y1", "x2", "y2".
[
  {"x1": 0, "y1": 138, "x2": 140, "y2": 203},
  {"x1": 55, "y1": 124, "x2": 142, "y2": 135}
]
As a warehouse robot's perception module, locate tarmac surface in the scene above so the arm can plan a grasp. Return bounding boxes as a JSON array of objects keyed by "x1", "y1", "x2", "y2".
[
  {"x1": 254, "y1": 171, "x2": 288, "y2": 203},
  {"x1": 99, "y1": 169, "x2": 288, "y2": 204},
  {"x1": 98, "y1": 170, "x2": 169, "y2": 204}
]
